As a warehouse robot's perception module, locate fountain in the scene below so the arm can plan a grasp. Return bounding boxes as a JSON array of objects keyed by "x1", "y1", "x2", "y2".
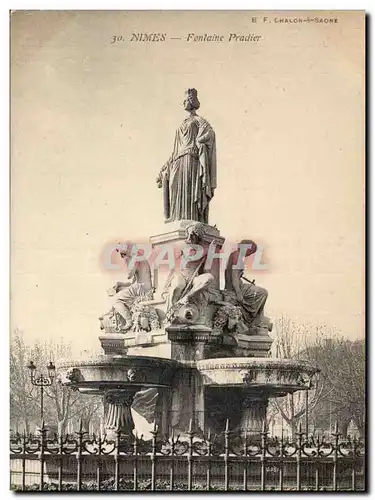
[{"x1": 57, "y1": 88, "x2": 318, "y2": 439}]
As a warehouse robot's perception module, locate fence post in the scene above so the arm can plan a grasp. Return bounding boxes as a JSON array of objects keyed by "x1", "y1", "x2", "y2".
[
  {"x1": 21, "y1": 432, "x2": 27, "y2": 492},
  {"x1": 58, "y1": 432, "x2": 63, "y2": 491},
  {"x1": 351, "y1": 438, "x2": 356, "y2": 491},
  {"x1": 224, "y1": 419, "x2": 230, "y2": 491},
  {"x1": 243, "y1": 431, "x2": 248, "y2": 491},
  {"x1": 39, "y1": 420, "x2": 46, "y2": 491},
  {"x1": 278, "y1": 428, "x2": 284, "y2": 491},
  {"x1": 206, "y1": 429, "x2": 211, "y2": 491},
  {"x1": 76, "y1": 419, "x2": 83, "y2": 492},
  {"x1": 315, "y1": 435, "x2": 320, "y2": 491},
  {"x1": 114, "y1": 429, "x2": 120, "y2": 491},
  {"x1": 96, "y1": 434, "x2": 102, "y2": 492},
  {"x1": 332, "y1": 421, "x2": 339, "y2": 491},
  {"x1": 296, "y1": 422, "x2": 303, "y2": 491},
  {"x1": 151, "y1": 422, "x2": 158, "y2": 491},
  {"x1": 169, "y1": 429, "x2": 175, "y2": 491},
  {"x1": 187, "y1": 419, "x2": 194, "y2": 491},
  {"x1": 260, "y1": 420, "x2": 268, "y2": 491},
  {"x1": 133, "y1": 432, "x2": 138, "y2": 491}
]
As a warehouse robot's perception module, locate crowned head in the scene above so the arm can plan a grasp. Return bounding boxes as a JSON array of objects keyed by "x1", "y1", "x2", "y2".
[{"x1": 183, "y1": 88, "x2": 200, "y2": 112}]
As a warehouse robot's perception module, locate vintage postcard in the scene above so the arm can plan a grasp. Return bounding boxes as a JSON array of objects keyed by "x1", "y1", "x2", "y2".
[{"x1": 10, "y1": 10, "x2": 365, "y2": 492}]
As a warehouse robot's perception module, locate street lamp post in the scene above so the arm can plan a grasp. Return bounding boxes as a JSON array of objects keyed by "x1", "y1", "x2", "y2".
[
  {"x1": 305, "y1": 376, "x2": 314, "y2": 436},
  {"x1": 305, "y1": 389, "x2": 309, "y2": 435},
  {"x1": 27, "y1": 361, "x2": 56, "y2": 421}
]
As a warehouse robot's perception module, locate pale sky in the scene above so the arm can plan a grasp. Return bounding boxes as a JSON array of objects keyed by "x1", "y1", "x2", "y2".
[{"x1": 10, "y1": 11, "x2": 365, "y2": 354}]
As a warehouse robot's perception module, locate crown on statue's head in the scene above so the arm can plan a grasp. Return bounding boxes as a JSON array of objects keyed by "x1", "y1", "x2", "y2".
[
  {"x1": 185, "y1": 88, "x2": 198, "y2": 99},
  {"x1": 184, "y1": 88, "x2": 200, "y2": 110}
]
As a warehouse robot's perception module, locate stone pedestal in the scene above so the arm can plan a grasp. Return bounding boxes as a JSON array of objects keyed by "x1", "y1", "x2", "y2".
[
  {"x1": 154, "y1": 388, "x2": 173, "y2": 437},
  {"x1": 166, "y1": 324, "x2": 212, "y2": 435},
  {"x1": 169, "y1": 366, "x2": 205, "y2": 435},
  {"x1": 240, "y1": 393, "x2": 268, "y2": 437},
  {"x1": 104, "y1": 390, "x2": 136, "y2": 438},
  {"x1": 99, "y1": 334, "x2": 128, "y2": 356},
  {"x1": 200, "y1": 389, "x2": 268, "y2": 437},
  {"x1": 230, "y1": 333, "x2": 274, "y2": 357},
  {"x1": 149, "y1": 220, "x2": 225, "y2": 301},
  {"x1": 167, "y1": 324, "x2": 212, "y2": 362}
]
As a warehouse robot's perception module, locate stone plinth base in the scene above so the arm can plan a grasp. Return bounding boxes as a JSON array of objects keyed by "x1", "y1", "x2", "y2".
[
  {"x1": 167, "y1": 324, "x2": 213, "y2": 363},
  {"x1": 99, "y1": 334, "x2": 128, "y2": 356},
  {"x1": 124, "y1": 329, "x2": 167, "y2": 348},
  {"x1": 166, "y1": 324, "x2": 212, "y2": 435},
  {"x1": 227, "y1": 333, "x2": 274, "y2": 357},
  {"x1": 203, "y1": 387, "x2": 268, "y2": 437},
  {"x1": 240, "y1": 393, "x2": 268, "y2": 437},
  {"x1": 100, "y1": 329, "x2": 273, "y2": 359},
  {"x1": 169, "y1": 365, "x2": 205, "y2": 436},
  {"x1": 104, "y1": 390, "x2": 136, "y2": 438},
  {"x1": 149, "y1": 219, "x2": 224, "y2": 246},
  {"x1": 149, "y1": 220, "x2": 225, "y2": 300}
]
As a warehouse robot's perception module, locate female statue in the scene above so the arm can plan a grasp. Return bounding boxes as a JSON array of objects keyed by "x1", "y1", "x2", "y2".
[
  {"x1": 156, "y1": 89, "x2": 217, "y2": 224},
  {"x1": 107, "y1": 243, "x2": 154, "y2": 331},
  {"x1": 225, "y1": 240, "x2": 269, "y2": 331}
]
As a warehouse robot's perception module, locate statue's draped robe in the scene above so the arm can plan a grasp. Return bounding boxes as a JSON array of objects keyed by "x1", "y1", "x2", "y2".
[
  {"x1": 225, "y1": 250, "x2": 268, "y2": 327},
  {"x1": 162, "y1": 115, "x2": 217, "y2": 223},
  {"x1": 112, "y1": 261, "x2": 153, "y2": 325}
]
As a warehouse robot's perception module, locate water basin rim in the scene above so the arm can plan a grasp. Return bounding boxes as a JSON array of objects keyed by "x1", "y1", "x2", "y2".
[
  {"x1": 56, "y1": 355, "x2": 178, "y2": 369},
  {"x1": 196, "y1": 357, "x2": 318, "y2": 371}
]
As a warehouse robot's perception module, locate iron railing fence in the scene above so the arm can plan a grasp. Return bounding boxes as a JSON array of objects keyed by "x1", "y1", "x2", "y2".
[{"x1": 10, "y1": 421, "x2": 365, "y2": 492}]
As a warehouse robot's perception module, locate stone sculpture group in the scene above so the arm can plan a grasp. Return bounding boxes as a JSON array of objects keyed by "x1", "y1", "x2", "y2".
[
  {"x1": 58, "y1": 89, "x2": 317, "y2": 440},
  {"x1": 99, "y1": 89, "x2": 272, "y2": 348}
]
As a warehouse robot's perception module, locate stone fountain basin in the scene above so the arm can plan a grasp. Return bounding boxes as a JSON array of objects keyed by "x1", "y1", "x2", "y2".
[
  {"x1": 197, "y1": 357, "x2": 318, "y2": 396},
  {"x1": 57, "y1": 355, "x2": 178, "y2": 393}
]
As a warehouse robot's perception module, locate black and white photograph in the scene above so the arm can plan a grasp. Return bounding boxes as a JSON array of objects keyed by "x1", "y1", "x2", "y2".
[{"x1": 9, "y1": 9, "x2": 365, "y2": 492}]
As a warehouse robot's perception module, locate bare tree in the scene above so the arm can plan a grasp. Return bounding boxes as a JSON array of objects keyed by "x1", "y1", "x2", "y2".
[
  {"x1": 269, "y1": 316, "x2": 329, "y2": 438},
  {"x1": 10, "y1": 330, "x2": 101, "y2": 434},
  {"x1": 305, "y1": 337, "x2": 365, "y2": 438},
  {"x1": 10, "y1": 330, "x2": 38, "y2": 433},
  {"x1": 269, "y1": 316, "x2": 365, "y2": 438}
]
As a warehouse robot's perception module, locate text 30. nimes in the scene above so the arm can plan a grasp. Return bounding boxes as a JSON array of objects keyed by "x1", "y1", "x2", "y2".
[{"x1": 111, "y1": 33, "x2": 262, "y2": 44}]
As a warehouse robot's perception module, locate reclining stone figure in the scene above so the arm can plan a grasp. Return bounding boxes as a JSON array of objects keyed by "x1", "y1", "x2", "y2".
[{"x1": 224, "y1": 239, "x2": 272, "y2": 335}]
